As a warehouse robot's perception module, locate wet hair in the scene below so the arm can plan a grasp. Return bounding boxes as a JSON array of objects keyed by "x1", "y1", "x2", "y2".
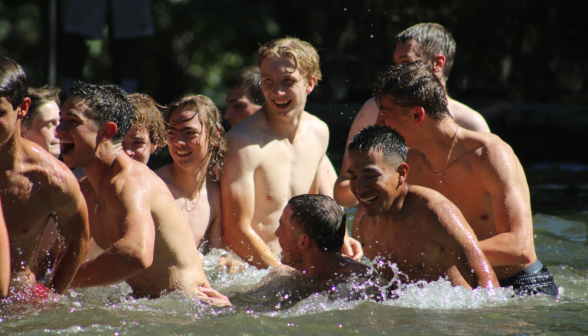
[
  {"x1": 258, "y1": 37, "x2": 322, "y2": 82},
  {"x1": 227, "y1": 65, "x2": 265, "y2": 105},
  {"x1": 374, "y1": 61, "x2": 449, "y2": 119},
  {"x1": 288, "y1": 194, "x2": 346, "y2": 253},
  {"x1": 128, "y1": 93, "x2": 167, "y2": 153},
  {"x1": 348, "y1": 125, "x2": 407, "y2": 170},
  {"x1": 396, "y1": 23, "x2": 456, "y2": 82},
  {"x1": 0, "y1": 55, "x2": 28, "y2": 110},
  {"x1": 165, "y1": 94, "x2": 227, "y2": 185},
  {"x1": 67, "y1": 81, "x2": 134, "y2": 143},
  {"x1": 22, "y1": 86, "x2": 60, "y2": 129}
]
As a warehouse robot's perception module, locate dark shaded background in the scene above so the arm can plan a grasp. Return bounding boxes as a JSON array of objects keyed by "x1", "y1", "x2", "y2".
[{"x1": 2, "y1": 1, "x2": 588, "y2": 207}]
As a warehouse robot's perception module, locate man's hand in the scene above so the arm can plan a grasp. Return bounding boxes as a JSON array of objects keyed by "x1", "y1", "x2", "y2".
[
  {"x1": 218, "y1": 254, "x2": 247, "y2": 274},
  {"x1": 342, "y1": 236, "x2": 363, "y2": 261},
  {"x1": 198, "y1": 286, "x2": 232, "y2": 307}
]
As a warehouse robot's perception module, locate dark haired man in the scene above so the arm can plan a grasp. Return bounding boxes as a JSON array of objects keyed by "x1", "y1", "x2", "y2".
[
  {"x1": 348, "y1": 125, "x2": 498, "y2": 289},
  {"x1": 373, "y1": 62, "x2": 557, "y2": 296},
  {"x1": 231, "y1": 194, "x2": 379, "y2": 309},
  {"x1": 335, "y1": 22, "x2": 489, "y2": 211},
  {"x1": 57, "y1": 82, "x2": 229, "y2": 304},
  {"x1": 0, "y1": 56, "x2": 90, "y2": 295}
]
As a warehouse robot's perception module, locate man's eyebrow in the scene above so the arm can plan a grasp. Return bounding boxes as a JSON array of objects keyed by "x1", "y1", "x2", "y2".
[
  {"x1": 166, "y1": 126, "x2": 198, "y2": 132},
  {"x1": 227, "y1": 97, "x2": 238, "y2": 104}
]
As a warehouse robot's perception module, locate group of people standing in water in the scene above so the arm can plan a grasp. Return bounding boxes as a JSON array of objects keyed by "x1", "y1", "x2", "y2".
[{"x1": 0, "y1": 22, "x2": 558, "y2": 307}]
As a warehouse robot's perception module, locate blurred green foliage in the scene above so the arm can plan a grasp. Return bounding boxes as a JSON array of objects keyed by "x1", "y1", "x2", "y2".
[{"x1": 1, "y1": 0, "x2": 587, "y2": 107}]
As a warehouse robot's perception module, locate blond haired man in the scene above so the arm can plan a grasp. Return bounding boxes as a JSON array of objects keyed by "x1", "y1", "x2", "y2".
[{"x1": 221, "y1": 37, "x2": 362, "y2": 268}]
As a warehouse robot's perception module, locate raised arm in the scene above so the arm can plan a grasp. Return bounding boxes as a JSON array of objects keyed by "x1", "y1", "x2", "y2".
[
  {"x1": 70, "y1": 185, "x2": 156, "y2": 288},
  {"x1": 318, "y1": 155, "x2": 337, "y2": 197},
  {"x1": 432, "y1": 201, "x2": 498, "y2": 289},
  {"x1": 0, "y1": 197, "x2": 10, "y2": 298},
  {"x1": 334, "y1": 98, "x2": 378, "y2": 208},
  {"x1": 477, "y1": 143, "x2": 536, "y2": 266},
  {"x1": 221, "y1": 137, "x2": 280, "y2": 269}
]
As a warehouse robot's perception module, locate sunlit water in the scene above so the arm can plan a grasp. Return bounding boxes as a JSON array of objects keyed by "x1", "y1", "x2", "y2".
[{"x1": 2, "y1": 164, "x2": 588, "y2": 335}]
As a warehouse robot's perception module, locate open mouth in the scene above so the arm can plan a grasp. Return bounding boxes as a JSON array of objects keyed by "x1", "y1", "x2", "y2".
[
  {"x1": 360, "y1": 196, "x2": 377, "y2": 205},
  {"x1": 273, "y1": 99, "x2": 292, "y2": 110},
  {"x1": 60, "y1": 141, "x2": 75, "y2": 155},
  {"x1": 174, "y1": 150, "x2": 192, "y2": 158}
]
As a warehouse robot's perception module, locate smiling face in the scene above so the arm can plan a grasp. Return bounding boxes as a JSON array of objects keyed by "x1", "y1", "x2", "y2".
[
  {"x1": 166, "y1": 106, "x2": 209, "y2": 169},
  {"x1": 224, "y1": 86, "x2": 261, "y2": 127},
  {"x1": 348, "y1": 149, "x2": 401, "y2": 217},
  {"x1": 56, "y1": 96, "x2": 100, "y2": 168},
  {"x1": 260, "y1": 56, "x2": 315, "y2": 119},
  {"x1": 122, "y1": 125, "x2": 156, "y2": 165},
  {"x1": 22, "y1": 101, "x2": 61, "y2": 158},
  {"x1": 275, "y1": 204, "x2": 304, "y2": 266}
]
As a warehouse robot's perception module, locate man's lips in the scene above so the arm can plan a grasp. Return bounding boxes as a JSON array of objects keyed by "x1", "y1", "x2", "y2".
[
  {"x1": 174, "y1": 150, "x2": 192, "y2": 158},
  {"x1": 273, "y1": 99, "x2": 292, "y2": 109},
  {"x1": 360, "y1": 196, "x2": 377, "y2": 205},
  {"x1": 60, "y1": 141, "x2": 75, "y2": 154}
]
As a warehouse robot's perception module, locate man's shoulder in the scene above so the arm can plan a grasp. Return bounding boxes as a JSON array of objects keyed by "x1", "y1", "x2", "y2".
[
  {"x1": 226, "y1": 111, "x2": 269, "y2": 145},
  {"x1": 302, "y1": 111, "x2": 329, "y2": 137},
  {"x1": 465, "y1": 132, "x2": 517, "y2": 167},
  {"x1": 23, "y1": 142, "x2": 82, "y2": 195}
]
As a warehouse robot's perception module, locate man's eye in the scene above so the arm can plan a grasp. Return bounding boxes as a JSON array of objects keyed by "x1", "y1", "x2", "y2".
[{"x1": 134, "y1": 141, "x2": 146, "y2": 145}]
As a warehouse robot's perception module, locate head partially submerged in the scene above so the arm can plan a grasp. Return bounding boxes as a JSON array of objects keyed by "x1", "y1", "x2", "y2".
[
  {"x1": 347, "y1": 125, "x2": 409, "y2": 216},
  {"x1": 225, "y1": 66, "x2": 264, "y2": 127},
  {"x1": 375, "y1": 61, "x2": 449, "y2": 123},
  {"x1": 21, "y1": 87, "x2": 61, "y2": 157},
  {"x1": 123, "y1": 93, "x2": 167, "y2": 164},
  {"x1": 165, "y1": 94, "x2": 227, "y2": 181},
  {"x1": 395, "y1": 23, "x2": 456, "y2": 82}
]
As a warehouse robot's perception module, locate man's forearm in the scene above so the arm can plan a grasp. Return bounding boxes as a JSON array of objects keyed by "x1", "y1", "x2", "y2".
[
  {"x1": 334, "y1": 178, "x2": 359, "y2": 209},
  {"x1": 478, "y1": 232, "x2": 535, "y2": 267},
  {"x1": 225, "y1": 226, "x2": 280, "y2": 269}
]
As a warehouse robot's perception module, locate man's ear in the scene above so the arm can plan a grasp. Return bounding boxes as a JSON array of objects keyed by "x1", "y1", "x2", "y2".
[
  {"x1": 397, "y1": 162, "x2": 409, "y2": 186},
  {"x1": 432, "y1": 54, "x2": 446, "y2": 74},
  {"x1": 98, "y1": 122, "x2": 118, "y2": 142},
  {"x1": 412, "y1": 106, "x2": 425, "y2": 125},
  {"x1": 298, "y1": 234, "x2": 311, "y2": 250},
  {"x1": 306, "y1": 76, "x2": 317, "y2": 94},
  {"x1": 16, "y1": 97, "x2": 31, "y2": 119}
]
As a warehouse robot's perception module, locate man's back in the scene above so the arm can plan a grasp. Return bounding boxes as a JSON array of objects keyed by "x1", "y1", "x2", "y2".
[
  {"x1": 222, "y1": 108, "x2": 329, "y2": 253},
  {"x1": 405, "y1": 129, "x2": 535, "y2": 279},
  {"x1": 79, "y1": 154, "x2": 209, "y2": 297}
]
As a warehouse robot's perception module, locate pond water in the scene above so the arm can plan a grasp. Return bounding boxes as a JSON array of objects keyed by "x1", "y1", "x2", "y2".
[{"x1": 1, "y1": 163, "x2": 588, "y2": 335}]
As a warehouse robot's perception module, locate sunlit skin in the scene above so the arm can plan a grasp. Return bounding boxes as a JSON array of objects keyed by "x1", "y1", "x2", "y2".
[
  {"x1": 348, "y1": 149, "x2": 498, "y2": 289},
  {"x1": 21, "y1": 101, "x2": 61, "y2": 158},
  {"x1": 0, "y1": 96, "x2": 90, "y2": 294},
  {"x1": 221, "y1": 55, "x2": 333, "y2": 269},
  {"x1": 334, "y1": 38, "x2": 489, "y2": 213},
  {"x1": 374, "y1": 94, "x2": 537, "y2": 280},
  {"x1": 57, "y1": 96, "x2": 230, "y2": 305},
  {"x1": 0, "y1": 196, "x2": 11, "y2": 299},
  {"x1": 122, "y1": 125, "x2": 156, "y2": 165},
  {"x1": 156, "y1": 107, "x2": 223, "y2": 251},
  {"x1": 224, "y1": 87, "x2": 261, "y2": 127}
]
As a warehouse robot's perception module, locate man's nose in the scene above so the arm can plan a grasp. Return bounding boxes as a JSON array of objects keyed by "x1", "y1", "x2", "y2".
[
  {"x1": 55, "y1": 122, "x2": 66, "y2": 138},
  {"x1": 224, "y1": 107, "x2": 235, "y2": 120}
]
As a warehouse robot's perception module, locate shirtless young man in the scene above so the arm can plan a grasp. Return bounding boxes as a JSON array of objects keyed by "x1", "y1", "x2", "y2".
[
  {"x1": 232, "y1": 194, "x2": 382, "y2": 309},
  {"x1": 335, "y1": 22, "x2": 489, "y2": 210},
  {"x1": 348, "y1": 125, "x2": 498, "y2": 289},
  {"x1": 122, "y1": 93, "x2": 167, "y2": 165},
  {"x1": 374, "y1": 62, "x2": 557, "y2": 296},
  {"x1": 0, "y1": 197, "x2": 10, "y2": 298},
  {"x1": 225, "y1": 65, "x2": 338, "y2": 198},
  {"x1": 156, "y1": 95, "x2": 226, "y2": 251},
  {"x1": 221, "y1": 37, "x2": 362, "y2": 269},
  {"x1": 0, "y1": 56, "x2": 90, "y2": 295},
  {"x1": 58, "y1": 82, "x2": 228, "y2": 304}
]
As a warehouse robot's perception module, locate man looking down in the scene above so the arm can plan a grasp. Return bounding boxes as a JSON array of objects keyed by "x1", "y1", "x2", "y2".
[{"x1": 373, "y1": 62, "x2": 557, "y2": 296}]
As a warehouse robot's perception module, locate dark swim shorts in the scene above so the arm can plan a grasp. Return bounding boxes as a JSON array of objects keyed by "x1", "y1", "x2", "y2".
[{"x1": 499, "y1": 259, "x2": 558, "y2": 296}]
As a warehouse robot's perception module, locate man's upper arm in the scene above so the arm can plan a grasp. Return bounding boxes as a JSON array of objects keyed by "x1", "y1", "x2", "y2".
[
  {"x1": 221, "y1": 134, "x2": 258, "y2": 236},
  {"x1": 52, "y1": 171, "x2": 90, "y2": 246}
]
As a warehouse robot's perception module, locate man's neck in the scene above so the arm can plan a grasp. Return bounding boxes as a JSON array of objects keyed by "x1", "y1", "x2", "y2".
[
  {"x1": 170, "y1": 160, "x2": 208, "y2": 198},
  {"x1": 262, "y1": 106, "x2": 305, "y2": 142},
  {"x1": 0, "y1": 132, "x2": 25, "y2": 172},
  {"x1": 412, "y1": 117, "x2": 461, "y2": 173},
  {"x1": 294, "y1": 252, "x2": 347, "y2": 277},
  {"x1": 83, "y1": 142, "x2": 123, "y2": 193}
]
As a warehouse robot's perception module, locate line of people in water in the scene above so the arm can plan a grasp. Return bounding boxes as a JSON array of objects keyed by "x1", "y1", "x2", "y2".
[{"x1": 0, "y1": 22, "x2": 558, "y2": 307}]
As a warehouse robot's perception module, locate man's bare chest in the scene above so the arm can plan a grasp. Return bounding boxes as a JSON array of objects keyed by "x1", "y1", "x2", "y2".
[{"x1": 1, "y1": 176, "x2": 54, "y2": 236}]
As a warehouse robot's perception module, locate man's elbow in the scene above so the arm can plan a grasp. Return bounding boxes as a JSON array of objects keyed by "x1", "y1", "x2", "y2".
[{"x1": 126, "y1": 248, "x2": 154, "y2": 271}]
